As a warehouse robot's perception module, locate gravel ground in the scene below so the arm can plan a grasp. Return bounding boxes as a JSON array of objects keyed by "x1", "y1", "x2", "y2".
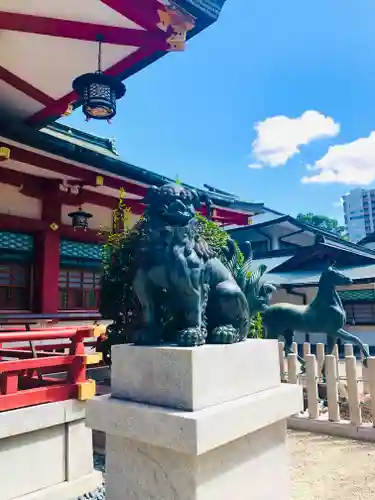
[
  {"x1": 76, "y1": 455, "x2": 106, "y2": 500},
  {"x1": 289, "y1": 430, "x2": 375, "y2": 500}
]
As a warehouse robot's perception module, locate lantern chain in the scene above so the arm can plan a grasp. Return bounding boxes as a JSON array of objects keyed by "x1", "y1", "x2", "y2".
[{"x1": 97, "y1": 40, "x2": 103, "y2": 73}]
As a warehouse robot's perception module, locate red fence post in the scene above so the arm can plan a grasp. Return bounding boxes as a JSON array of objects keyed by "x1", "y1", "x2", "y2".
[
  {"x1": 68, "y1": 327, "x2": 97, "y2": 401},
  {"x1": 69, "y1": 329, "x2": 86, "y2": 384},
  {"x1": 0, "y1": 373, "x2": 18, "y2": 394}
]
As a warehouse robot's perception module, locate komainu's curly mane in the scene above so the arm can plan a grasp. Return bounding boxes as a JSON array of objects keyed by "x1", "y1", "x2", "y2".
[{"x1": 194, "y1": 235, "x2": 216, "y2": 261}]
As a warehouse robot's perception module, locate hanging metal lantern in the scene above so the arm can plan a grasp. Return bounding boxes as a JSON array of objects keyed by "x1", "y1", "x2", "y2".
[
  {"x1": 68, "y1": 206, "x2": 93, "y2": 231},
  {"x1": 72, "y1": 37, "x2": 126, "y2": 121}
]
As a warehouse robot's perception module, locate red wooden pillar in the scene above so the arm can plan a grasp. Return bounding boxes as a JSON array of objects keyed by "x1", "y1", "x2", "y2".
[
  {"x1": 35, "y1": 230, "x2": 60, "y2": 313},
  {"x1": 34, "y1": 183, "x2": 61, "y2": 314}
]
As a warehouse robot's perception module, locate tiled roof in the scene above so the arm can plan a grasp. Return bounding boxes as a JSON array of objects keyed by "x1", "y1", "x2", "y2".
[
  {"x1": 41, "y1": 123, "x2": 119, "y2": 159},
  {"x1": 263, "y1": 264, "x2": 375, "y2": 286},
  {"x1": 60, "y1": 239, "x2": 102, "y2": 261},
  {"x1": 0, "y1": 121, "x2": 263, "y2": 215},
  {"x1": 0, "y1": 231, "x2": 34, "y2": 253},
  {"x1": 338, "y1": 289, "x2": 375, "y2": 302},
  {"x1": 229, "y1": 214, "x2": 375, "y2": 259},
  {"x1": 250, "y1": 255, "x2": 294, "y2": 274},
  {"x1": 358, "y1": 233, "x2": 375, "y2": 245}
]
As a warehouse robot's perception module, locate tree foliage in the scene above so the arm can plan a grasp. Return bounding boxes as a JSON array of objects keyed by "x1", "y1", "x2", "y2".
[
  {"x1": 249, "y1": 312, "x2": 264, "y2": 339},
  {"x1": 297, "y1": 212, "x2": 347, "y2": 239}
]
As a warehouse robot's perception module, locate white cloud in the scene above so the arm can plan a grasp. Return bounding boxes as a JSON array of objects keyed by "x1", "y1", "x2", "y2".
[
  {"x1": 302, "y1": 132, "x2": 375, "y2": 185},
  {"x1": 250, "y1": 110, "x2": 340, "y2": 168}
]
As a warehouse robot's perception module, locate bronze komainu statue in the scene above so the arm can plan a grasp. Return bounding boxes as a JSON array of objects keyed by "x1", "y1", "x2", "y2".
[{"x1": 132, "y1": 183, "x2": 249, "y2": 347}]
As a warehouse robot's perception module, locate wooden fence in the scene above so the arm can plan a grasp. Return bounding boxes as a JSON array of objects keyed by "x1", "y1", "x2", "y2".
[
  {"x1": 280, "y1": 341, "x2": 375, "y2": 441},
  {"x1": 0, "y1": 325, "x2": 105, "y2": 412}
]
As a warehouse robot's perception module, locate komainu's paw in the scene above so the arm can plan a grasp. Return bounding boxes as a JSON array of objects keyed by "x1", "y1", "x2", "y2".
[
  {"x1": 177, "y1": 327, "x2": 206, "y2": 347},
  {"x1": 134, "y1": 328, "x2": 162, "y2": 346},
  {"x1": 208, "y1": 325, "x2": 239, "y2": 344}
]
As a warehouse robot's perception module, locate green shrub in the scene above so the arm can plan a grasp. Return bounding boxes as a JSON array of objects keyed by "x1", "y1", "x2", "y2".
[{"x1": 249, "y1": 312, "x2": 264, "y2": 339}]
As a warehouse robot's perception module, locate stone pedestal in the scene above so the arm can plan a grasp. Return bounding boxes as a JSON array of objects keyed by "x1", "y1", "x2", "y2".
[
  {"x1": 86, "y1": 339, "x2": 302, "y2": 500},
  {"x1": 0, "y1": 400, "x2": 102, "y2": 500}
]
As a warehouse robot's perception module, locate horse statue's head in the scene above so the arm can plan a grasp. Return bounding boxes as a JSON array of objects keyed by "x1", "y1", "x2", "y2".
[{"x1": 320, "y1": 264, "x2": 352, "y2": 287}]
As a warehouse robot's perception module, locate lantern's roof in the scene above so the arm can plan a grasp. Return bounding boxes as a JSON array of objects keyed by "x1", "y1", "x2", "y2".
[{"x1": 0, "y1": 1, "x2": 228, "y2": 128}]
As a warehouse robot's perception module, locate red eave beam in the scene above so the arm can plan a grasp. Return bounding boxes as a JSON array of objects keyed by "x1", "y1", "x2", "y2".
[
  {"x1": 199, "y1": 206, "x2": 251, "y2": 226},
  {"x1": 0, "y1": 12, "x2": 169, "y2": 50},
  {"x1": 0, "y1": 213, "x2": 100, "y2": 244},
  {"x1": 0, "y1": 164, "x2": 146, "y2": 213},
  {"x1": 0, "y1": 66, "x2": 54, "y2": 107},
  {"x1": 100, "y1": 0, "x2": 164, "y2": 32},
  {"x1": 0, "y1": 213, "x2": 45, "y2": 233},
  {"x1": 214, "y1": 209, "x2": 250, "y2": 226},
  {"x1": 0, "y1": 142, "x2": 147, "y2": 197}
]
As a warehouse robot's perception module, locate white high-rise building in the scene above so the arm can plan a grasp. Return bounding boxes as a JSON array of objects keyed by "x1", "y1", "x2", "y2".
[{"x1": 343, "y1": 188, "x2": 375, "y2": 242}]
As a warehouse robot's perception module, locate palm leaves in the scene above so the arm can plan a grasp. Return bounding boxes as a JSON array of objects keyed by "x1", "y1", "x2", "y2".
[{"x1": 222, "y1": 239, "x2": 276, "y2": 317}]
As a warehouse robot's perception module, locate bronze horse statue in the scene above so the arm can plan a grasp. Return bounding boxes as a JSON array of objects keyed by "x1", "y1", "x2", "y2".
[{"x1": 262, "y1": 265, "x2": 370, "y2": 369}]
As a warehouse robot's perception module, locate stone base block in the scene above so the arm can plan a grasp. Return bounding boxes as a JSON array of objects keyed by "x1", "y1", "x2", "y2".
[
  {"x1": 111, "y1": 340, "x2": 281, "y2": 411},
  {"x1": 0, "y1": 400, "x2": 102, "y2": 500},
  {"x1": 87, "y1": 340, "x2": 302, "y2": 500},
  {"x1": 105, "y1": 422, "x2": 289, "y2": 500},
  {"x1": 87, "y1": 384, "x2": 300, "y2": 456},
  {"x1": 15, "y1": 471, "x2": 102, "y2": 500},
  {"x1": 88, "y1": 385, "x2": 300, "y2": 500}
]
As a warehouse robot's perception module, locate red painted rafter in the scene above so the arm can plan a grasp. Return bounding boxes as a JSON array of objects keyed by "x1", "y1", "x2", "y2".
[
  {"x1": 0, "y1": 66, "x2": 55, "y2": 106},
  {"x1": 0, "y1": 213, "x2": 101, "y2": 244},
  {"x1": 27, "y1": 45, "x2": 158, "y2": 125},
  {"x1": 0, "y1": 142, "x2": 148, "y2": 196},
  {"x1": 0, "y1": 11, "x2": 169, "y2": 49},
  {"x1": 100, "y1": 0, "x2": 164, "y2": 32}
]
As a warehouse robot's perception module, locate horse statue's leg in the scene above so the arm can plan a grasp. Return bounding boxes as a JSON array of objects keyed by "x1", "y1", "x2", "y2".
[
  {"x1": 265, "y1": 327, "x2": 305, "y2": 372},
  {"x1": 337, "y1": 328, "x2": 370, "y2": 366},
  {"x1": 321, "y1": 334, "x2": 337, "y2": 383},
  {"x1": 283, "y1": 329, "x2": 306, "y2": 372}
]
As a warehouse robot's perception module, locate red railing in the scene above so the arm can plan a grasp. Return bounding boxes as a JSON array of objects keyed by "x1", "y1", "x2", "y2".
[{"x1": 0, "y1": 325, "x2": 104, "y2": 412}]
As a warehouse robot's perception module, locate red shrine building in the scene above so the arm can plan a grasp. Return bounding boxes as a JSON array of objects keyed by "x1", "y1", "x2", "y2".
[{"x1": 0, "y1": 0, "x2": 262, "y2": 321}]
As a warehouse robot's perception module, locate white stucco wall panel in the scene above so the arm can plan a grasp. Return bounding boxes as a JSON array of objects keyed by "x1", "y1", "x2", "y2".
[{"x1": 0, "y1": 183, "x2": 41, "y2": 219}]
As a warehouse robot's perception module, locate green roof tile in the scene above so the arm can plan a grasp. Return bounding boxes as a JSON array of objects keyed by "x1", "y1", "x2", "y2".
[
  {"x1": 0, "y1": 232, "x2": 34, "y2": 253},
  {"x1": 338, "y1": 289, "x2": 375, "y2": 302},
  {"x1": 60, "y1": 240, "x2": 102, "y2": 261}
]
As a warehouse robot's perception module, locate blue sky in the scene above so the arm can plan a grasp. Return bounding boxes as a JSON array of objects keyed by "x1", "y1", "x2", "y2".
[{"x1": 63, "y1": 0, "x2": 375, "y2": 222}]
